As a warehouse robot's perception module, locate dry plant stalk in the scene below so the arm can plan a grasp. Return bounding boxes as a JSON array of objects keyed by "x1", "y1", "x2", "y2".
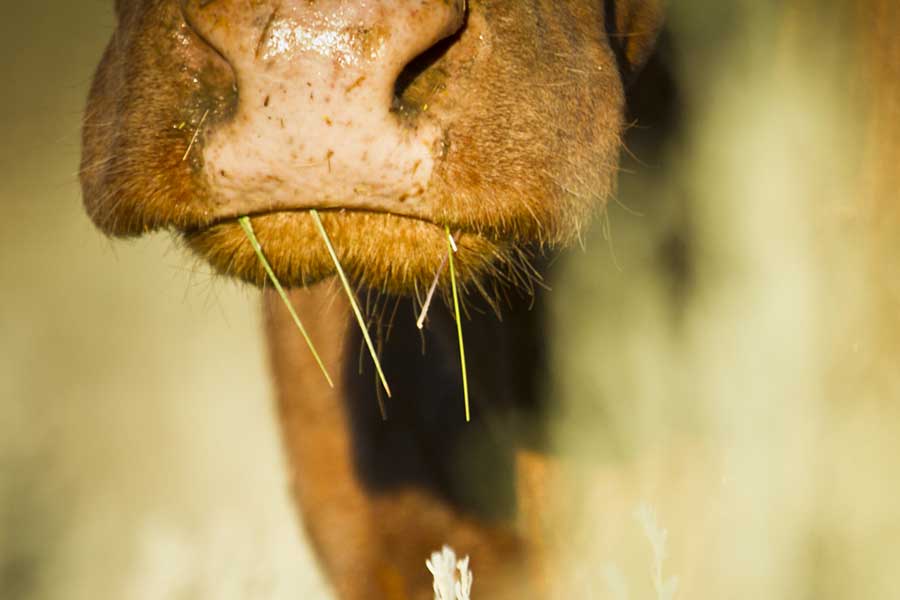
[
  {"x1": 238, "y1": 216, "x2": 333, "y2": 387},
  {"x1": 417, "y1": 251, "x2": 449, "y2": 329}
]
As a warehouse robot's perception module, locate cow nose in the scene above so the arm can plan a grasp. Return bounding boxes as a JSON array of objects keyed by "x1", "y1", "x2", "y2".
[
  {"x1": 183, "y1": 0, "x2": 465, "y2": 84},
  {"x1": 181, "y1": 0, "x2": 467, "y2": 221}
]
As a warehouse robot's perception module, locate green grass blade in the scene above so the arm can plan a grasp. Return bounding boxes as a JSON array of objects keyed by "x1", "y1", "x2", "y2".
[
  {"x1": 446, "y1": 226, "x2": 470, "y2": 422},
  {"x1": 238, "y1": 216, "x2": 333, "y2": 388},
  {"x1": 310, "y1": 210, "x2": 392, "y2": 398}
]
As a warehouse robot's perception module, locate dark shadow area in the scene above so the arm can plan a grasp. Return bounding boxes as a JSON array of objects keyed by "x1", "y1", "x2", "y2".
[{"x1": 343, "y1": 279, "x2": 550, "y2": 522}]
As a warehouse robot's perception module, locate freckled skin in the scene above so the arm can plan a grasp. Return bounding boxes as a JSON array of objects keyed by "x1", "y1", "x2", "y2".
[{"x1": 80, "y1": 1, "x2": 664, "y2": 598}]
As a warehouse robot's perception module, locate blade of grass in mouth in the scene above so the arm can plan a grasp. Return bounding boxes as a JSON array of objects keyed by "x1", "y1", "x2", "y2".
[
  {"x1": 446, "y1": 226, "x2": 470, "y2": 422},
  {"x1": 310, "y1": 209, "x2": 392, "y2": 398},
  {"x1": 238, "y1": 216, "x2": 333, "y2": 388}
]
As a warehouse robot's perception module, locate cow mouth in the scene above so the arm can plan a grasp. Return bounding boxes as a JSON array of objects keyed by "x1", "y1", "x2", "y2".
[
  {"x1": 192, "y1": 176, "x2": 443, "y2": 229},
  {"x1": 189, "y1": 205, "x2": 442, "y2": 235},
  {"x1": 180, "y1": 206, "x2": 500, "y2": 295}
]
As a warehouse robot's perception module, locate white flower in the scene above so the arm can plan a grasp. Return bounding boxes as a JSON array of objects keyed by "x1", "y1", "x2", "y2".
[
  {"x1": 456, "y1": 555, "x2": 473, "y2": 600},
  {"x1": 426, "y1": 545, "x2": 474, "y2": 600}
]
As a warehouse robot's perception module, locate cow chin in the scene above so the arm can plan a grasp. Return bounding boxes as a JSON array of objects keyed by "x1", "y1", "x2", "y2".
[{"x1": 182, "y1": 210, "x2": 506, "y2": 296}]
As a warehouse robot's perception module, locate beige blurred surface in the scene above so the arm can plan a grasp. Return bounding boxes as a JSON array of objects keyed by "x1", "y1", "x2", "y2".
[
  {"x1": 0, "y1": 4, "x2": 329, "y2": 598},
  {"x1": 545, "y1": 4, "x2": 900, "y2": 599}
]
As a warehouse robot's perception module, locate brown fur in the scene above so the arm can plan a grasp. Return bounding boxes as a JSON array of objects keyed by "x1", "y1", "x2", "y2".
[
  {"x1": 81, "y1": 0, "x2": 663, "y2": 294},
  {"x1": 80, "y1": 1, "x2": 664, "y2": 598},
  {"x1": 265, "y1": 281, "x2": 582, "y2": 598},
  {"x1": 265, "y1": 285, "x2": 542, "y2": 599}
]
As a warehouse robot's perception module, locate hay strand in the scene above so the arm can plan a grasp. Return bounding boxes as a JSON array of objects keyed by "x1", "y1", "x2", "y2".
[
  {"x1": 238, "y1": 216, "x2": 333, "y2": 387},
  {"x1": 446, "y1": 226, "x2": 470, "y2": 422},
  {"x1": 310, "y1": 209, "x2": 392, "y2": 398}
]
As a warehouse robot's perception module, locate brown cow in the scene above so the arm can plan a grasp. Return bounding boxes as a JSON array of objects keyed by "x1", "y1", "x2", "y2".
[{"x1": 80, "y1": 2, "x2": 664, "y2": 598}]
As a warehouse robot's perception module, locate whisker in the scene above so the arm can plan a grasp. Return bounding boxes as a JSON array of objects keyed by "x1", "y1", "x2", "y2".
[{"x1": 182, "y1": 109, "x2": 210, "y2": 162}]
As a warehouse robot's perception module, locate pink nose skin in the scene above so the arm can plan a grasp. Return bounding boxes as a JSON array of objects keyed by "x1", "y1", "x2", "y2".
[{"x1": 182, "y1": 0, "x2": 466, "y2": 223}]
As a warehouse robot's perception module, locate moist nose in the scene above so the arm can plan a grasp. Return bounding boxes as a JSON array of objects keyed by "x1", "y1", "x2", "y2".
[
  {"x1": 181, "y1": 0, "x2": 466, "y2": 220},
  {"x1": 182, "y1": 0, "x2": 466, "y2": 108}
]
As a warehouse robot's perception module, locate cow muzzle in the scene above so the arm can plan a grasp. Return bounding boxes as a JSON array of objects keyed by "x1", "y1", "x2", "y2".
[{"x1": 181, "y1": 0, "x2": 467, "y2": 224}]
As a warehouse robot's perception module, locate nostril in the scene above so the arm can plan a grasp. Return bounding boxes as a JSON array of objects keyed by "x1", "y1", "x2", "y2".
[
  {"x1": 189, "y1": 0, "x2": 468, "y2": 221},
  {"x1": 392, "y1": 25, "x2": 464, "y2": 122},
  {"x1": 179, "y1": 0, "x2": 226, "y2": 55},
  {"x1": 168, "y1": 1, "x2": 239, "y2": 139}
]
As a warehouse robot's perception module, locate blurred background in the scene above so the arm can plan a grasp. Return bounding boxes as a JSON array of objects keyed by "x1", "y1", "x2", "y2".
[
  {"x1": 2, "y1": 1, "x2": 899, "y2": 599},
  {"x1": 1, "y1": 3, "x2": 329, "y2": 598},
  {"x1": 547, "y1": 3, "x2": 900, "y2": 599}
]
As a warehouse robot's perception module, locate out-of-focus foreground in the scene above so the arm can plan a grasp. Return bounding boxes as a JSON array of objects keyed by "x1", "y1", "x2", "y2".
[
  {"x1": 0, "y1": 4, "x2": 329, "y2": 598},
  {"x1": 547, "y1": 2, "x2": 900, "y2": 599},
  {"x1": 1, "y1": 2, "x2": 898, "y2": 599}
]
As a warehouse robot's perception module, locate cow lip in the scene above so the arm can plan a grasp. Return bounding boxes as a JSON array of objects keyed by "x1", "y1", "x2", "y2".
[
  {"x1": 204, "y1": 194, "x2": 434, "y2": 224},
  {"x1": 185, "y1": 205, "x2": 447, "y2": 236}
]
